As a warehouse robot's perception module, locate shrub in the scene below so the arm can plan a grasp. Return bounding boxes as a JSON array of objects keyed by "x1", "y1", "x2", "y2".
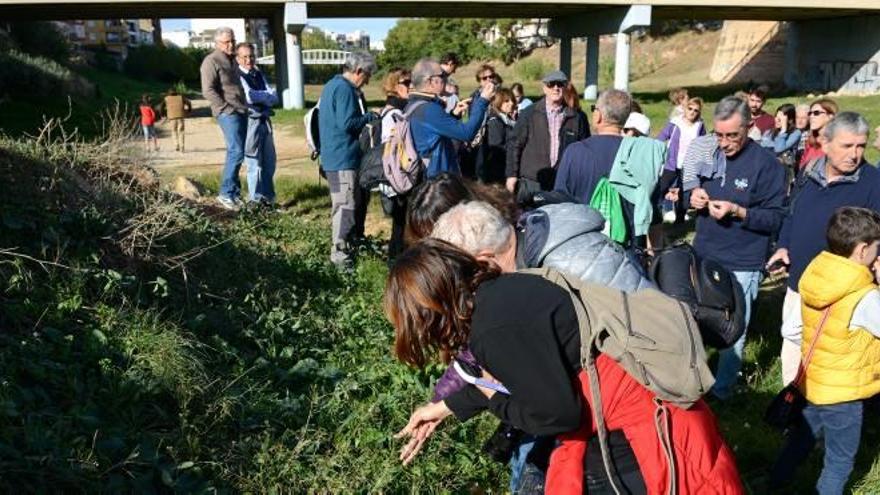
[
  {"x1": 124, "y1": 45, "x2": 200, "y2": 84},
  {"x1": 0, "y1": 50, "x2": 78, "y2": 99},
  {"x1": 516, "y1": 58, "x2": 550, "y2": 81},
  {"x1": 5, "y1": 21, "x2": 70, "y2": 63}
]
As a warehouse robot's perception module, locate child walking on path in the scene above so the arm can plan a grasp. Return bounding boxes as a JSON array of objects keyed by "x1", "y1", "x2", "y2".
[{"x1": 139, "y1": 94, "x2": 159, "y2": 152}]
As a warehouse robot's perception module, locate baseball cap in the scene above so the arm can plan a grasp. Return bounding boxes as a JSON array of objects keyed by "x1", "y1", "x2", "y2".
[{"x1": 623, "y1": 112, "x2": 651, "y2": 136}]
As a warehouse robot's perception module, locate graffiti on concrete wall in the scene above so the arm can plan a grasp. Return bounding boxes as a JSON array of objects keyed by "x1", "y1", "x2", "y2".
[{"x1": 817, "y1": 60, "x2": 880, "y2": 93}]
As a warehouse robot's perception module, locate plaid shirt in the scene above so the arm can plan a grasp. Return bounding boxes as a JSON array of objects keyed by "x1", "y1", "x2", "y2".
[{"x1": 547, "y1": 104, "x2": 565, "y2": 167}]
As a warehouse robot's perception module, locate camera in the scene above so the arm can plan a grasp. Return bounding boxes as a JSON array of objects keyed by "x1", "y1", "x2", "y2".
[{"x1": 482, "y1": 422, "x2": 524, "y2": 463}]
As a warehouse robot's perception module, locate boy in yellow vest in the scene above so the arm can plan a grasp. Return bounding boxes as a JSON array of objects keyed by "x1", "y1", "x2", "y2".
[{"x1": 770, "y1": 206, "x2": 880, "y2": 494}]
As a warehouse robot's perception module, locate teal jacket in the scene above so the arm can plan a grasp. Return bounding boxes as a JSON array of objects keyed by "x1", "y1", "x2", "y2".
[
  {"x1": 609, "y1": 136, "x2": 666, "y2": 237},
  {"x1": 317, "y1": 75, "x2": 377, "y2": 172}
]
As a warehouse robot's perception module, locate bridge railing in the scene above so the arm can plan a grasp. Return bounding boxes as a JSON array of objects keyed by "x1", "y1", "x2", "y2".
[{"x1": 254, "y1": 49, "x2": 352, "y2": 66}]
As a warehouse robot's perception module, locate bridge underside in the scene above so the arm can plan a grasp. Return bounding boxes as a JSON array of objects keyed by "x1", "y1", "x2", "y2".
[{"x1": 0, "y1": 1, "x2": 871, "y2": 21}]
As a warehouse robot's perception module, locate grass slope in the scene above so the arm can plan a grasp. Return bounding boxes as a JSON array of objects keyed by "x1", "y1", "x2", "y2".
[{"x1": 2, "y1": 120, "x2": 880, "y2": 492}]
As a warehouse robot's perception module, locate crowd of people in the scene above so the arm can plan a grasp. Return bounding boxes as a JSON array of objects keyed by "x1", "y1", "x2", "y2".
[{"x1": 196, "y1": 32, "x2": 880, "y2": 493}]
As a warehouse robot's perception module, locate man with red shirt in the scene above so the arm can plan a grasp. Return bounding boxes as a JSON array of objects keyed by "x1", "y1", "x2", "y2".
[{"x1": 747, "y1": 85, "x2": 775, "y2": 140}]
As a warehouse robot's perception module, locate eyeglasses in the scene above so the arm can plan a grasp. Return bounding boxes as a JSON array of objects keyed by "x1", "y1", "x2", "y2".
[
  {"x1": 714, "y1": 131, "x2": 743, "y2": 142},
  {"x1": 480, "y1": 75, "x2": 495, "y2": 81},
  {"x1": 686, "y1": 107, "x2": 701, "y2": 113},
  {"x1": 590, "y1": 104, "x2": 598, "y2": 113},
  {"x1": 545, "y1": 81, "x2": 567, "y2": 88},
  {"x1": 399, "y1": 79, "x2": 412, "y2": 86},
  {"x1": 809, "y1": 110, "x2": 828, "y2": 117}
]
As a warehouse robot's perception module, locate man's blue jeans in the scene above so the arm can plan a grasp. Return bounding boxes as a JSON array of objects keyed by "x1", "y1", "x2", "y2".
[
  {"x1": 245, "y1": 120, "x2": 276, "y2": 202},
  {"x1": 217, "y1": 112, "x2": 247, "y2": 200},
  {"x1": 770, "y1": 400, "x2": 863, "y2": 495},
  {"x1": 711, "y1": 270, "x2": 762, "y2": 400}
]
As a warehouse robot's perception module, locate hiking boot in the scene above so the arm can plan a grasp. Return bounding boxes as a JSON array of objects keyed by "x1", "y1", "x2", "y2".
[{"x1": 217, "y1": 195, "x2": 240, "y2": 211}]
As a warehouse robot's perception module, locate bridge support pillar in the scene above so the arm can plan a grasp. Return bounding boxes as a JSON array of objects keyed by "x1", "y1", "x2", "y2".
[
  {"x1": 559, "y1": 36, "x2": 572, "y2": 79},
  {"x1": 274, "y1": 2, "x2": 307, "y2": 110},
  {"x1": 614, "y1": 32, "x2": 630, "y2": 91},
  {"x1": 584, "y1": 34, "x2": 599, "y2": 100}
]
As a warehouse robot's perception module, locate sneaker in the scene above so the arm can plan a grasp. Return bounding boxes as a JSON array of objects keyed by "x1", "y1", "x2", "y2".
[{"x1": 217, "y1": 195, "x2": 240, "y2": 211}]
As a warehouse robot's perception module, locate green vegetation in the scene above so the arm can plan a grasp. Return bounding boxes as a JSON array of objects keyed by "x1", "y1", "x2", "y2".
[
  {"x1": 379, "y1": 18, "x2": 535, "y2": 71},
  {"x1": 124, "y1": 45, "x2": 208, "y2": 85},
  {"x1": 0, "y1": 117, "x2": 503, "y2": 492}
]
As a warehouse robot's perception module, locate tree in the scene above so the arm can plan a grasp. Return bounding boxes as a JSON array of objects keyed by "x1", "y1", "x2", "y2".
[
  {"x1": 378, "y1": 18, "x2": 535, "y2": 70},
  {"x1": 302, "y1": 27, "x2": 342, "y2": 84}
]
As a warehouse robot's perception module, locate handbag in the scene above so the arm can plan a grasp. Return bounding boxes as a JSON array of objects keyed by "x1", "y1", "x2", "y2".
[{"x1": 764, "y1": 308, "x2": 831, "y2": 432}]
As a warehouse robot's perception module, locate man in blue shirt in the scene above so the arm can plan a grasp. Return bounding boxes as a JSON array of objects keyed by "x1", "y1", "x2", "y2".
[
  {"x1": 318, "y1": 52, "x2": 378, "y2": 268},
  {"x1": 406, "y1": 58, "x2": 495, "y2": 178},
  {"x1": 766, "y1": 112, "x2": 880, "y2": 385},
  {"x1": 689, "y1": 96, "x2": 787, "y2": 401}
]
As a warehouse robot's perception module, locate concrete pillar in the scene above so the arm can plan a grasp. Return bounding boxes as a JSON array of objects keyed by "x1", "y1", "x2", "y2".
[
  {"x1": 559, "y1": 36, "x2": 572, "y2": 79},
  {"x1": 274, "y1": 2, "x2": 307, "y2": 110},
  {"x1": 783, "y1": 21, "x2": 800, "y2": 90},
  {"x1": 584, "y1": 34, "x2": 599, "y2": 100},
  {"x1": 614, "y1": 32, "x2": 630, "y2": 91}
]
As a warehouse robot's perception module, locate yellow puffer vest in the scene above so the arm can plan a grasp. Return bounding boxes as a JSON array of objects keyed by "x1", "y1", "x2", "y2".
[{"x1": 799, "y1": 251, "x2": 880, "y2": 405}]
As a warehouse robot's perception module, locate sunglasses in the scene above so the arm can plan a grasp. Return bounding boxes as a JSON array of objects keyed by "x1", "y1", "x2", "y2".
[
  {"x1": 480, "y1": 75, "x2": 495, "y2": 81},
  {"x1": 545, "y1": 81, "x2": 566, "y2": 88},
  {"x1": 809, "y1": 110, "x2": 828, "y2": 117},
  {"x1": 399, "y1": 79, "x2": 412, "y2": 86},
  {"x1": 590, "y1": 104, "x2": 597, "y2": 113}
]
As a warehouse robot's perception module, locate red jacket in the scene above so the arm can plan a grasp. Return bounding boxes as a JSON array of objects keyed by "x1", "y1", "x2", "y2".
[
  {"x1": 546, "y1": 355, "x2": 743, "y2": 494},
  {"x1": 140, "y1": 105, "x2": 156, "y2": 126}
]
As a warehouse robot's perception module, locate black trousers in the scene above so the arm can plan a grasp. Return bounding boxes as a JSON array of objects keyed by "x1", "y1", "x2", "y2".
[{"x1": 658, "y1": 169, "x2": 686, "y2": 224}]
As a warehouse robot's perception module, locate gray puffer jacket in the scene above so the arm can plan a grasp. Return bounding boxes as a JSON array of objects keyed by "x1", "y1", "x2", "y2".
[{"x1": 519, "y1": 203, "x2": 654, "y2": 292}]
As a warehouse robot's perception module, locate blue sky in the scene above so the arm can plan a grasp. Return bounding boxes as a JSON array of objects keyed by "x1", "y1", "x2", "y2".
[{"x1": 161, "y1": 18, "x2": 398, "y2": 41}]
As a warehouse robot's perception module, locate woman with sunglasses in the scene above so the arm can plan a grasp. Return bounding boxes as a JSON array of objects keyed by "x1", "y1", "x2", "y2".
[
  {"x1": 799, "y1": 98, "x2": 839, "y2": 170},
  {"x1": 657, "y1": 96, "x2": 706, "y2": 224}
]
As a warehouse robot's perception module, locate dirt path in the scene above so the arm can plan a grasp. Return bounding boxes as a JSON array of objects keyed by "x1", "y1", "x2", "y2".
[
  {"x1": 148, "y1": 98, "x2": 392, "y2": 239},
  {"x1": 148, "y1": 98, "x2": 316, "y2": 182}
]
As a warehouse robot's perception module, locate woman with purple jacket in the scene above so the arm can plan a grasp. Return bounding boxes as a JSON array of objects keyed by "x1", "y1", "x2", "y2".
[{"x1": 657, "y1": 96, "x2": 706, "y2": 224}]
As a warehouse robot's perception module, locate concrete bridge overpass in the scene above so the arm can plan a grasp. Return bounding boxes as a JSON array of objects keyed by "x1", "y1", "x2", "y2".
[{"x1": 4, "y1": 0, "x2": 880, "y2": 108}]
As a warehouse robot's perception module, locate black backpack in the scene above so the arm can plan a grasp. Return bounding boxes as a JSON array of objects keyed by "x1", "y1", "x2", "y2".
[
  {"x1": 649, "y1": 244, "x2": 746, "y2": 349},
  {"x1": 357, "y1": 109, "x2": 394, "y2": 190}
]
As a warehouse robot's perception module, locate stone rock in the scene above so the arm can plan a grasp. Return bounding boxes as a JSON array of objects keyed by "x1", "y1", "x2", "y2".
[{"x1": 172, "y1": 176, "x2": 206, "y2": 200}]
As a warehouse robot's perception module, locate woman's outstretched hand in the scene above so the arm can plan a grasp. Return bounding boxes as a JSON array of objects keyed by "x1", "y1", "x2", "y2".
[{"x1": 395, "y1": 401, "x2": 453, "y2": 465}]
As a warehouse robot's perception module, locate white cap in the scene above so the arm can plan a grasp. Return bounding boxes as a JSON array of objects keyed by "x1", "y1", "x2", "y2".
[{"x1": 623, "y1": 112, "x2": 651, "y2": 136}]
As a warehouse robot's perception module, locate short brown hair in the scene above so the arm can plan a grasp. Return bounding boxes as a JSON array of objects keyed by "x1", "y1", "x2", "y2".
[
  {"x1": 475, "y1": 63, "x2": 496, "y2": 83},
  {"x1": 382, "y1": 67, "x2": 411, "y2": 97},
  {"x1": 385, "y1": 239, "x2": 500, "y2": 368},
  {"x1": 826, "y1": 206, "x2": 880, "y2": 257},
  {"x1": 405, "y1": 174, "x2": 518, "y2": 244}
]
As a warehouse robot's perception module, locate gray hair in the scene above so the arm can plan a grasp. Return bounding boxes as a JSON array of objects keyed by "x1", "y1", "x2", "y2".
[
  {"x1": 795, "y1": 103, "x2": 810, "y2": 115},
  {"x1": 214, "y1": 27, "x2": 235, "y2": 41},
  {"x1": 412, "y1": 58, "x2": 440, "y2": 90},
  {"x1": 713, "y1": 95, "x2": 750, "y2": 127},
  {"x1": 596, "y1": 89, "x2": 633, "y2": 126},
  {"x1": 823, "y1": 111, "x2": 870, "y2": 141},
  {"x1": 343, "y1": 51, "x2": 377, "y2": 75},
  {"x1": 431, "y1": 201, "x2": 512, "y2": 256}
]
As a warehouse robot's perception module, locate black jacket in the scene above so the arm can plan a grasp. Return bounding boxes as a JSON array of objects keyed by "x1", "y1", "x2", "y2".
[
  {"x1": 476, "y1": 110, "x2": 515, "y2": 184},
  {"x1": 506, "y1": 98, "x2": 590, "y2": 190}
]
